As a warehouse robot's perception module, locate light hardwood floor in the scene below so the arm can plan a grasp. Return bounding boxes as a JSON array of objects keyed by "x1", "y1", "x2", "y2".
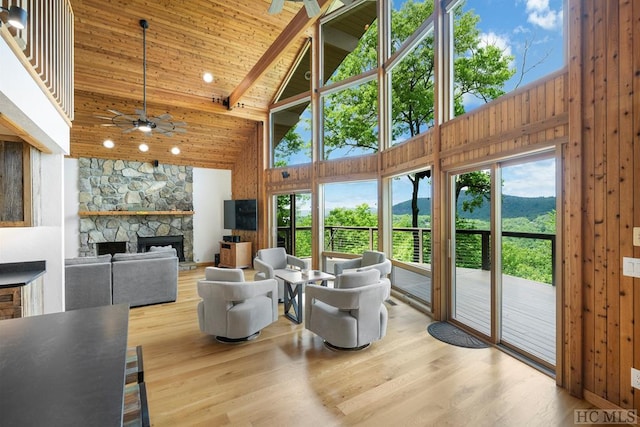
[{"x1": 128, "y1": 267, "x2": 591, "y2": 426}]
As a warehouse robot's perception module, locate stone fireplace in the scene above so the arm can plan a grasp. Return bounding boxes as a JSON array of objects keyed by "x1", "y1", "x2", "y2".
[{"x1": 77, "y1": 158, "x2": 194, "y2": 262}]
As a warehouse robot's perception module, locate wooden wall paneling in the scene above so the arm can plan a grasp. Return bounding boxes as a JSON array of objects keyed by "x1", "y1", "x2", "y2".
[
  {"x1": 617, "y1": 0, "x2": 635, "y2": 409},
  {"x1": 605, "y1": 0, "x2": 621, "y2": 404},
  {"x1": 592, "y1": 0, "x2": 608, "y2": 399},
  {"x1": 231, "y1": 123, "x2": 260, "y2": 254},
  {"x1": 317, "y1": 155, "x2": 379, "y2": 182},
  {"x1": 632, "y1": 0, "x2": 640, "y2": 412},
  {"x1": 584, "y1": 1, "x2": 596, "y2": 391},
  {"x1": 565, "y1": 0, "x2": 584, "y2": 395},
  {"x1": 545, "y1": 78, "x2": 556, "y2": 141}
]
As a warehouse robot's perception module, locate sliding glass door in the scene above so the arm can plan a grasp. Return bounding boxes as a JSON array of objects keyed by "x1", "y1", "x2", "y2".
[
  {"x1": 499, "y1": 159, "x2": 556, "y2": 367},
  {"x1": 449, "y1": 155, "x2": 557, "y2": 370},
  {"x1": 450, "y1": 169, "x2": 492, "y2": 336}
]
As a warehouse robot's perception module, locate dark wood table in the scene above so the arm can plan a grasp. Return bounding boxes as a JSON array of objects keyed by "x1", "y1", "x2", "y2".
[{"x1": 0, "y1": 304, "x2": 129, "y2": 427}]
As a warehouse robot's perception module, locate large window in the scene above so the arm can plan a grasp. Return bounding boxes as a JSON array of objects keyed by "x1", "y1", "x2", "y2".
[
  {"x1": 321, "y1": 0, "x2": 378, "y2": 85},
  {"x1": 322, "y1": 78, "x2": 378, "y2": 160},
  {"x1": 452, "y1": 0, "x2": 564, "y2": 115},
  {"x1": 323, "y1": 180, "x2": 378, "y2": 254},
  {"x1": 271, "y1": 100, "x2": 312, "y2": 167}
]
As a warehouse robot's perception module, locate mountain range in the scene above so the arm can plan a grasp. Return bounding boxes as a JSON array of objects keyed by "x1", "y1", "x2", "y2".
[{"x1": 393, "y1": 193, "x2": 556, "y2": 220}]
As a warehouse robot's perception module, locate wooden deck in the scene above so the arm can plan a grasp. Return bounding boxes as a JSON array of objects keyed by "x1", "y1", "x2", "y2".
[{"x1": 393, "y1": 266, "x2": 556, "y2": 366}]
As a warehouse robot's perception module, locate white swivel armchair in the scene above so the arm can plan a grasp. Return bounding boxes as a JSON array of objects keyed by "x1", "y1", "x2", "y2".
[
  {"x1": 253, "y1": 247, "x2": 308, "y2": 301},
  {"x1": 305, "y1": 269, "x2": 391, "y2": 350},
  {"x1": 333, "y1": 250, "x2": 392, "y2": 278},
  {"x1": 197, "y1": 267, "x2": 278, "y2": 342}
]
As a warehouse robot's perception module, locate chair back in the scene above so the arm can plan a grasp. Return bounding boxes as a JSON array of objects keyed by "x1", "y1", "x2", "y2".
[
  {"x1": 335, "y1": 269, "x2": 380, "y2": 289},
  {"x1": 256, "y1": 248, "x2": 287, "y2": 269},
  {"x1": 361, "y1": 250, "x2": 386, "y2": 266},
  {"x1": 205, "y1": 267, "x2": 244, "y2": 282}
]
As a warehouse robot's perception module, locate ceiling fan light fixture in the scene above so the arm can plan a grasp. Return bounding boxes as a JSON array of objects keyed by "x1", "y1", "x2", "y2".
[
  {"x1": 139, "y1": 143, "x2": 149, "y2": 152},
  {"x1": 98, "y1": 19, "x2": 186, "y2": 137}
]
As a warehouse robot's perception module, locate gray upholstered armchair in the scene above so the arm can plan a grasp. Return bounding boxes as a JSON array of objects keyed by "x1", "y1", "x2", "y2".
[
  {"x1": 333, "y1": 250, "x2": 392, "y2": 278},
  {"x1": 305, "y1": 269, "x2": 391, "y2": 350},
  {"x1": 197, "y1": 267, "x2": 278, "y2": 342},
  {"x1": 253, "y1": 247, "x2": 308, "y2": 301}
]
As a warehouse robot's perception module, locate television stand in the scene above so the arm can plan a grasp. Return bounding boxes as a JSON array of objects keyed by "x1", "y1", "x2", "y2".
[{"x1": 219, "y1": 241, "x2": 252, "y2": 269}]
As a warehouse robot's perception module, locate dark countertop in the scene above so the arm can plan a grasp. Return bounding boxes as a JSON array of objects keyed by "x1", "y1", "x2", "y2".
[
  {"x1": 0, "y1": 304, "x2": 129, "y2": 427},
  {"x1": 0, "y1": 260, "x2": 46, "y2": 288}
]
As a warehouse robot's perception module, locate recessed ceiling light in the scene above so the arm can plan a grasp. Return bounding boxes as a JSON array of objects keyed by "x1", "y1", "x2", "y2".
[
  {"x1": 171, "y1": 147, "x2": 180, "y2": 155},
  {"x1": 203, "y1": 72, "x2": 214, "y2": 83},
  {"x1": 139, "y1": 143, "x2": 149, "y2": 152},
  {"x1": 103, "y1": 139, "x2": 115, "y2": 148}
]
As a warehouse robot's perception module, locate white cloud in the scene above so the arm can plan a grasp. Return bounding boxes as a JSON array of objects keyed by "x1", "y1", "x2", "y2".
[
  {"x1": 525, "y1": 0, "x2": 563, "y2": 31},
  {"x1": 502, "y1": 159, "x2": 556, "y2": 197},
  {"x1": 479, "y1": 31, "x2": 515, "y2": 67}
]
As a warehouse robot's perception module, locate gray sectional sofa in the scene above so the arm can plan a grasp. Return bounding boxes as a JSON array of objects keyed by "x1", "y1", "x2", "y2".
[{"x1": 65, "y1": 247, "x2": 178, "y2": 310}]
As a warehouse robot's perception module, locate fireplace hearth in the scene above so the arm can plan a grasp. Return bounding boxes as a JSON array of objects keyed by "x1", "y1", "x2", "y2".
[{"x1": 138, "y1": 235, "x2": 185, "y2": 262}]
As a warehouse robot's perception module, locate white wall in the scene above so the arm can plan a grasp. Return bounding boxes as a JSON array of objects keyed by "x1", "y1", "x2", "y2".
[
  {"x1": 193, "y1": 168, "x2": 232, "y2": 263},
  {"x1": 63, "y1": 164, "x2": 232, "y2": 264},
  {"x1": 64, "y1": 158, "x2": 80, "y2": 258},
  {"x1": 0, "y1": 37, "x2": 70, "y2": 314}
]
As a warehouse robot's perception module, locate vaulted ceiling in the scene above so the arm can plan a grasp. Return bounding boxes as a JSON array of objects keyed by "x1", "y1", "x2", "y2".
[{"x1": 69, "y1": 0, "x2": 315, "y2": 169}]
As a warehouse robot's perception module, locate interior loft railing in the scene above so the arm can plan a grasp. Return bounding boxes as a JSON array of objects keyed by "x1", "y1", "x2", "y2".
[{"x1": 1, "y1": 0, "x2": 74, "y2": 122}]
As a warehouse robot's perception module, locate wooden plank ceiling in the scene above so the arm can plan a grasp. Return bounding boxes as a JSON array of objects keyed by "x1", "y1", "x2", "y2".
[{"x1": 70, "y1": 0, "x2": 310, "y2": 169}]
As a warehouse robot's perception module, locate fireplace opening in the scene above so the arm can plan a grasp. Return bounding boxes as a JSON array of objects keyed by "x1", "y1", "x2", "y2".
[
  {"x1": 96, "y1": 241, "x2": 127, "y2": 256},
  {"x1": 137, "y1": 235, "x2": 185, "y2": 262}
]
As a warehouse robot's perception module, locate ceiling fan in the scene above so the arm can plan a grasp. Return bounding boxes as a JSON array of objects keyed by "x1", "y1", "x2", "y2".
[
  {"x1": 268, "y1": 0, "x2": 321, "y2": 17},
  {"x1": 98, "y1": 19, "x2": 186, "y2": 137}
]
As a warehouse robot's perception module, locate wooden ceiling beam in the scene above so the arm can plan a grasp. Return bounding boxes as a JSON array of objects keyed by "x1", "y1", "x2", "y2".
[{"x1": 226, "y1": 0, "x2": 332, "y2": 109}]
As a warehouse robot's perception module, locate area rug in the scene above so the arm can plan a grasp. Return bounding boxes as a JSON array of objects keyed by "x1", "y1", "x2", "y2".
[{"x1": 427, "y1": 322, "x2": 488, "y2": 349}]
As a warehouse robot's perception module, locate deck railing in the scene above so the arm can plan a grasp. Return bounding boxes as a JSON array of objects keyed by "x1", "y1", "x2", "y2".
[
  {"x1": 1, "y1": 0, "x2": 74, "y2": 121},
  {"x1": 277, "y1": 225, "x2": 556, "y2": 285}
]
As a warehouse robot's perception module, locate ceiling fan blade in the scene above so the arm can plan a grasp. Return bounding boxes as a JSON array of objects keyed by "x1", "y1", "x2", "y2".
[
  {"x1": 107, "y1": 110, "x2": 139, "y2": 122},
  {"x1": 302, "y1": 0, "x2": 321, "y2": 17},
  {"x1": 122, "y1": 127, "x2": 138, "y2": 134},
  {"x1": 100, "y1": 124, "x2": 117, "y2": 127},
  {"x1": 171, "y1": 121, "x2": 187, "y2": 127},
  {"x1": 154, "y1": 113, "x2": 173, "y2": 121},
  {"x1": 95, "y1": 115, "x2": 115, "y2": 120},
  {"x1": 268, "y1": 0, "x2": 284, "y2": 14},
  {"x1": 172, "y1": 128, "x2": 187, "y2": 133}
]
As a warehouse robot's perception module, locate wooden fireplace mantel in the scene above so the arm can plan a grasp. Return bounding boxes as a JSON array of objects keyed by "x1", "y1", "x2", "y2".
[{"x1": 78, "y1": 211, "x2": 194, "y2": 217}]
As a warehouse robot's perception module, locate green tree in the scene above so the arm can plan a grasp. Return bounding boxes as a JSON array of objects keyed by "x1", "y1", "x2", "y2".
[
  {"x1": 322, "y1": 0, "x2": 513, "y2": 256},
  {"x1": 455, "y1": 171, "x2": 491, "y2": 216}
]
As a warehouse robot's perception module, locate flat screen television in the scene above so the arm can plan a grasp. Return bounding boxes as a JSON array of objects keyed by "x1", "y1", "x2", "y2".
[{"x1": 223, "y1": 199, "x2": 257, "y2": 231}]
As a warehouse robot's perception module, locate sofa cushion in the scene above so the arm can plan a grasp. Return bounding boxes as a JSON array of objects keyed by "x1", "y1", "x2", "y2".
[
  {"x1": 112, "y1": 250, "x2": 176, "y2": 262},
  {"x1": 65, "y1": 254, "x2": 112, "y2": 265},
  {"x1": 150, "y1": 245, "x2": 174, "y2": 252}
]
